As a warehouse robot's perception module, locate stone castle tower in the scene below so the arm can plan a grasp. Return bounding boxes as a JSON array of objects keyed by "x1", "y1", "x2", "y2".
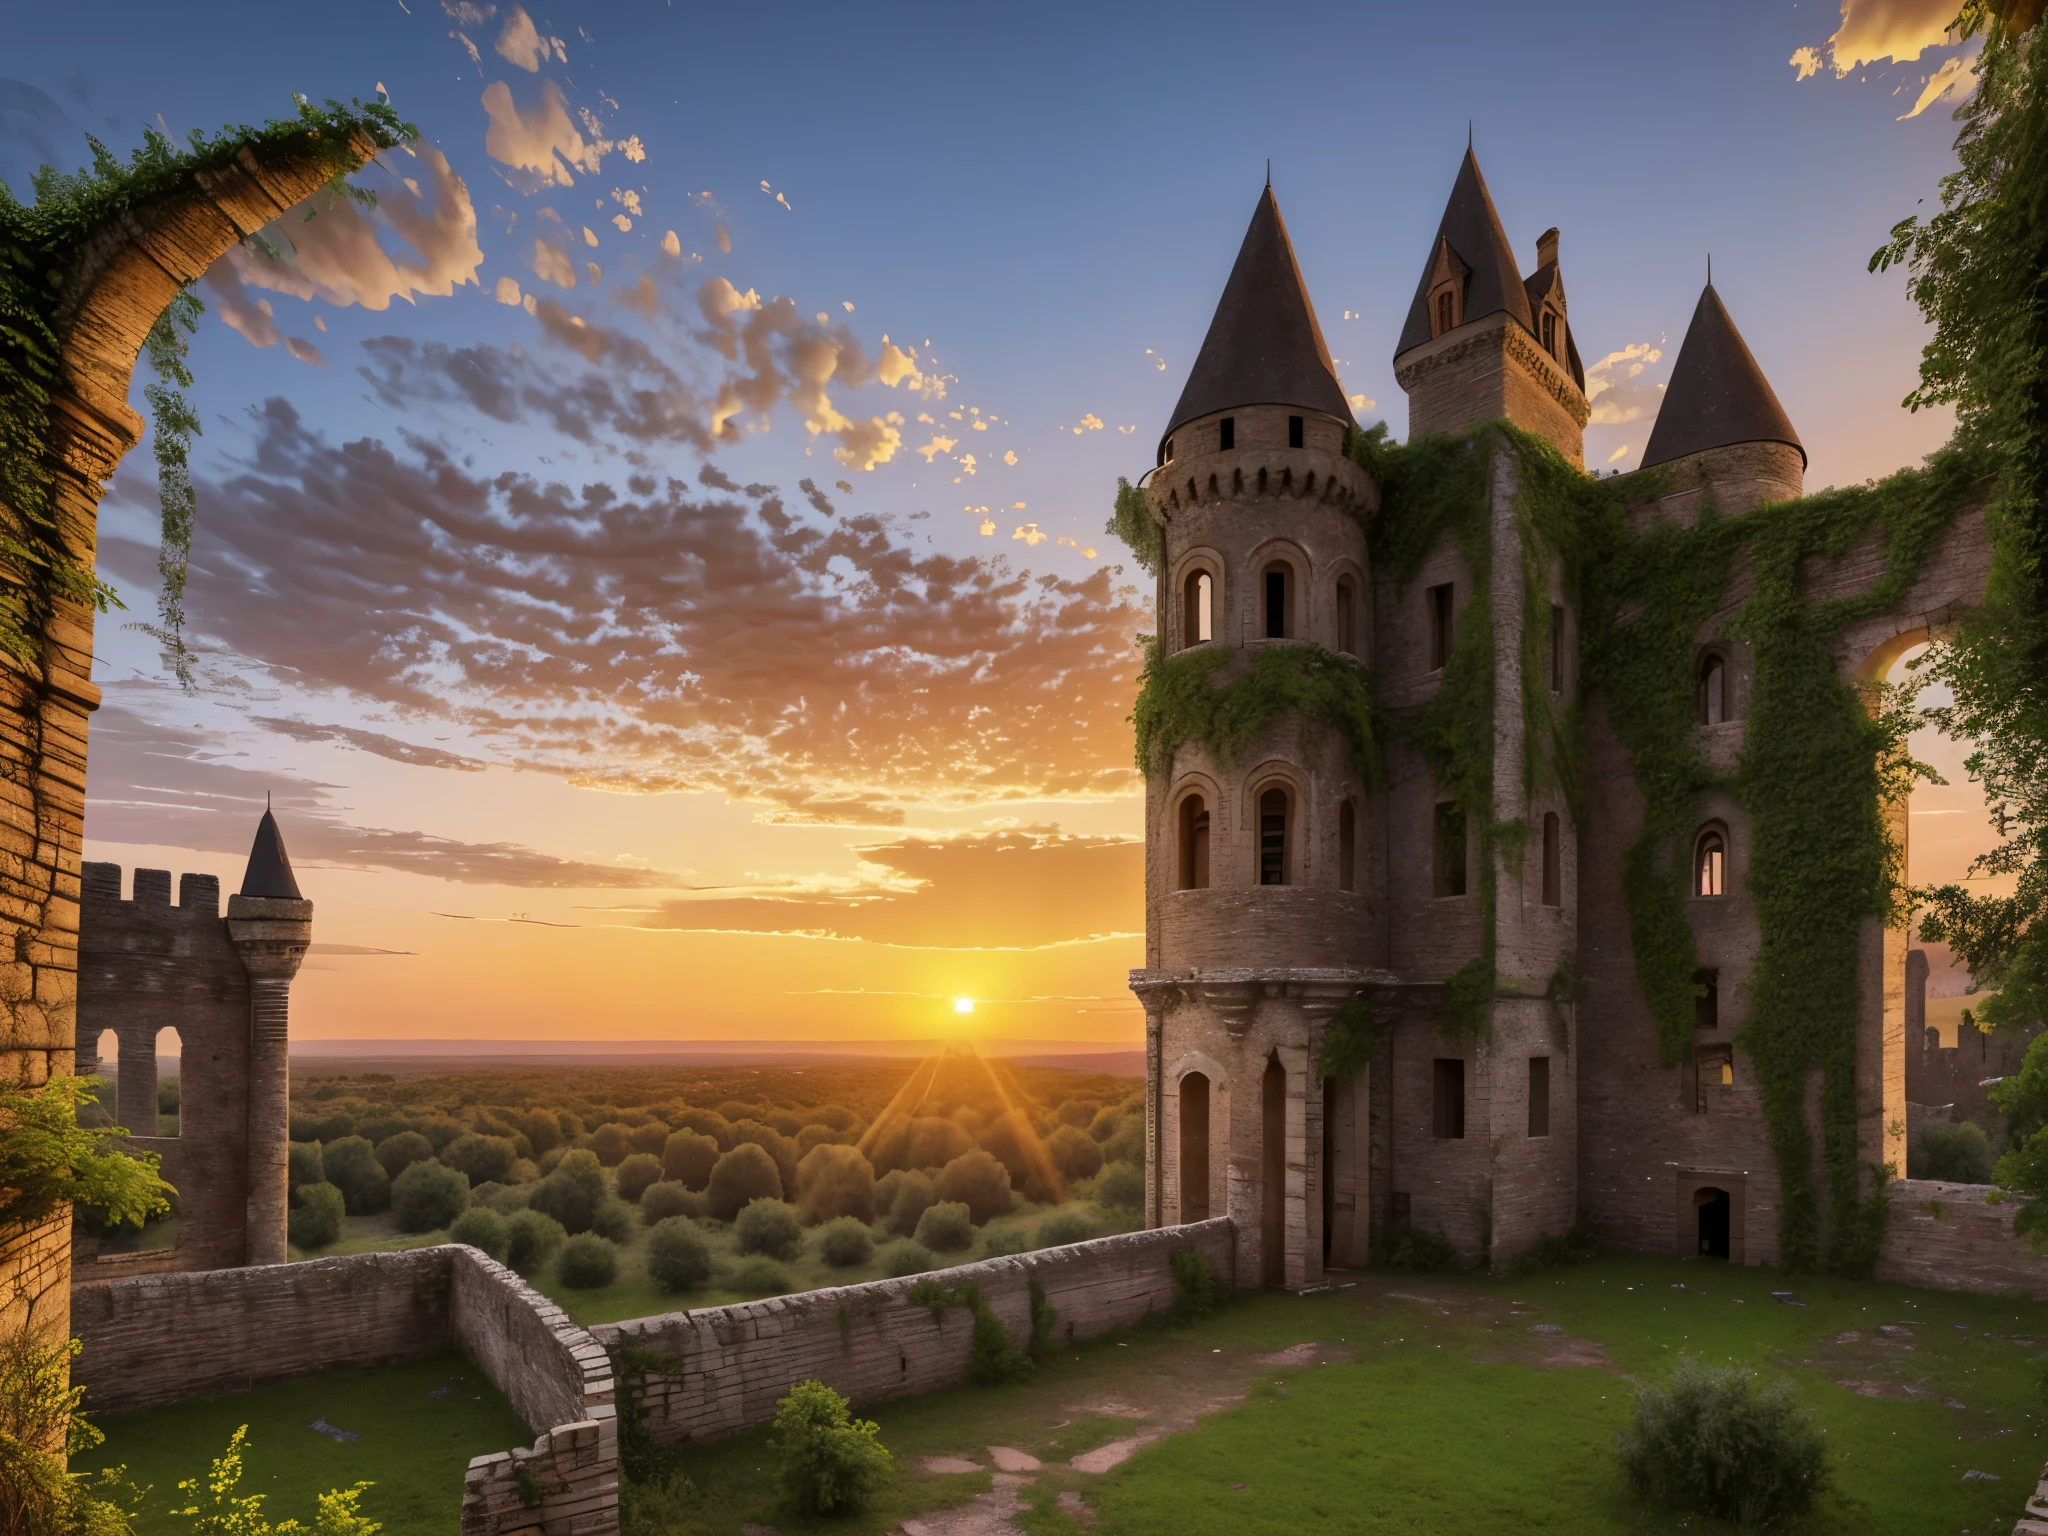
[
  {"x1": 75, "y1": 809, "x2": 313, "y2": 1275},
  {"x1": 1128, "y1": 151, "x2": 1978, "y2": 1287}
]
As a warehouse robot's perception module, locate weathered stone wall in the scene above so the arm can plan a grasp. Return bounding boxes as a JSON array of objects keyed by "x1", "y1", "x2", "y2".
[
  {"x1": 1876, "y1": 1179, "x2": 2048, "y2": 1300},
  {"x1": 595, "y1": 1219, "x2": 1236, "y2": 1448},
  {"x1": 451, "y1": 1248, "x2": 615, "y2": 1445},
  {"x1": 1908, "y1": 1017, "x2": 2034, "y2": 1146}
]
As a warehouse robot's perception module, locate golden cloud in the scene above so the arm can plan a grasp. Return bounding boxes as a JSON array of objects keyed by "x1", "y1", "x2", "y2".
[{"x1": 482, "y1": 78, "x2": 597, "y2": 185}]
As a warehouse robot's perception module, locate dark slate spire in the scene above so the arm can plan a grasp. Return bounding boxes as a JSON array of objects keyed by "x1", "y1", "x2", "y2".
[
  {"x1": 1395, "y1": 148, "x2": 1533, "y2": 359},
  {"x1": 240, "y1": 807, "x2": 303, "y2": 900},
  {"x1": 1640, "y1": 284, "x2": 1804, "y2": 470},
  {"x1": 1161, "y1": 185, "x2": 1352, "y2": 454}
]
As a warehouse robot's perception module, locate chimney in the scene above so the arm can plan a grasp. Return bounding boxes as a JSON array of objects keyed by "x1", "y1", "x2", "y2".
[{"x1": 1536, "y1": 227, "x2": 1560, "y2": 270}]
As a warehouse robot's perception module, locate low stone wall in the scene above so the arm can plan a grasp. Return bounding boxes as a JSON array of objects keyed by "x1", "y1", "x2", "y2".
[
  {"x1": 1877, "y1": 1179, "x2": 2048, "y2": 1300},
  {"x1": 594, "y1": 1218, "x2": 1235, "y2": 1447}
]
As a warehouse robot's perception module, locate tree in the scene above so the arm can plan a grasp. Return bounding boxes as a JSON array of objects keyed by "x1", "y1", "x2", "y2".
[
  {"x1": 661, "y1": 1129, "x2": 719, "y2": 1190},
  {"x1": 646, "y1": 1216, "x2": 712, "y2": 1291},
  {"x1": 320, "y1": 1136, "x2": 390, "y2": 1216},
  {"x1": 529, "y1": 1148, "x2": 607, "y2": 1234},
  {"x1": 586, "y1": 1122, "x2": 636, "y2": 1167},
  {"x1": 0, "y1": 1075, "x2": 172, "y2": 1235},
  {"x1": 706, "y1": 1143, "x2": 783, "y2": 1221},
  {"x1": 288, "y1": 1183, "x2": 345, "y2": 1250},
  {"x1": 615, "y1": 1152, "x2": 663, "y2": 1203},
  {"x1": 373, "y1": 1131, "x2": 433, "y2": 1181},
  {"x1": 933, "y1": 1148, "x2": 1015, "y2": 1225},
  {"x1": 771, "y1": 1380, "x2": 892, "y2": 1517},
  {"x1": 440, "y1": 1133, "x2": 518, "y2": 1186},
  {"x1": 794, "y1": 1143, "x2": 876, "y2": 1225},
  {"x1": 735, "y1": 1198, "x2": 804, "y2": 1260},
  {"x1": 391, "y1": 1159, "x2": 469, "y2": 1233}
]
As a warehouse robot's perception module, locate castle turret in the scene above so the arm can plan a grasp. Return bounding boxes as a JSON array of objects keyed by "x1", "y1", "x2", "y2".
[
  {"x1": 1133, "y1": 185, "x2": 1386, "y2": 1292},
  {"x1": 1392, "y1": 150, "x2": 1589, "y2": 464},
  {"x1": 1639, "y1": 281, "x2": 1804, "y2": 515}
]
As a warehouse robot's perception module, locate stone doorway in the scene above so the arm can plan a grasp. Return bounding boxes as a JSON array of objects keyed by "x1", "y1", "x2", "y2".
[
  {"x1": 1179, "y1": 1072, "x2": 1210, "y2": 1222},
  {"x1": 1696, "y1": 1187, "x2": 1731, "y2": 1259}
]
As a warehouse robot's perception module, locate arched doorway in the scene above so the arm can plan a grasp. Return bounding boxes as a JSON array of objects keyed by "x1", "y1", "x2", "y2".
[
  {"x1": 1261, "y1": 1054, "x2": 1285, "y2": 1287},
  {"x1": 1179, "y1": 1072, "x2": 1210, "y2": 1222},
  {"x1": 1696, "y1": 1188, "x2": 1731, "y2": 1259}
]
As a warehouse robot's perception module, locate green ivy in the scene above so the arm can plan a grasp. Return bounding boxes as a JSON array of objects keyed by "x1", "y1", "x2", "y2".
[
  {"x1": 1106, "y1": 475, "x2": 1161, "y2": 575},
  {"x1": 1314, "y1": 991, "x2": 1387, "y2": 1081},
  {"x1": 135, "y1": 291, "x2": 203, "y2": 686},
  {"x1": 1129, "y1": 637, "x2": 1378, "y2": 788}
]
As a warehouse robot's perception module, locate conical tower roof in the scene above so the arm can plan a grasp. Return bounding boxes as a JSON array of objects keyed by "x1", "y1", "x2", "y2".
[
  {"x1": 240, "y1": 807, "x2": 303, "y2": 899},
  {"x1": 1161, "y1": 185, "x2": 1352, "y2": 454},
  {"x1": 1395, "y1": 148, "x2": 1533, "y2": 359},
  {"x1": 1640, "y1": 284, "x2": 1804, "y2": 470}
]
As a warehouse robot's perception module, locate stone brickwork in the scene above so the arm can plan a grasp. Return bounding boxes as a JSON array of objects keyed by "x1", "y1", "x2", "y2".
[
  {"x1": 595, "y1": 1219, "x2": 1236, "y2": 1447},
  {"x1": 1876, "y1": 1179, "x2": 2048, "y2": 1300},
  {"x1": 1907, "y1": 1012, "x2": 2035, "y2": 1146}
]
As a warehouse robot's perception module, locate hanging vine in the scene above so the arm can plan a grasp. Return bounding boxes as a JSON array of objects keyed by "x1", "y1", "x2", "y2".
[{"x1": 134, "y1": 290, "x2": 203, "y2": 686}]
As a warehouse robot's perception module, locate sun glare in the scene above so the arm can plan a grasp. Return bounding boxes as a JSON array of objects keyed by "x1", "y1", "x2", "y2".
[{"x1": 953, "y1": 997, "x2": 975, "y2": 1015}]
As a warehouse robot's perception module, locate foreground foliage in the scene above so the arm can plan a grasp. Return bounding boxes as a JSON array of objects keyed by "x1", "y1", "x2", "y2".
[
  {"x1": 770, "y1": 1382, "x2": 891, "y2": 1518},
  {"x1": 1618, "y1": 1358, "x2": 1829, "y2": 1527},
  {"x1": 0, "y1": 1077, "x2": 171, "y2": 1236}
]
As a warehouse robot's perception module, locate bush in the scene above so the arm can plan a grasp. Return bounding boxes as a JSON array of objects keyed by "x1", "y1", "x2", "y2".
[
  {"x1": 1101, "y1": 1113, "x2": 1145, "y2": 1168},
  {"x1": 158, "y1": 1077, "x2": 180, "y2": 1115},
  {"x1": 478, "y1": 1182, "x2": 529, "y2": 1215},
  {"x1": 671, "y1": 1108, "x2": 731, "y2": 1146},
  {"x1": 885, "y1": 1169, "x2": 935, "y2": 1236},
  {"x1": 321, "y1": 1136, "x2": 391, "y2": 1215},
  {"x1": 1094, "y1": 1160, "x2": 1144, "y2": 1213},
  {"x1": 449, "y1": 1206, "x2": 511, "y2": 1262},
  {"x1": 420, "y1": 1118, "x2": 467, "y2": 1152},
  {"x1": 441, "y1": 1133, "x2": 518, "y2": 1186},
  {"x1": 814, "y1": 1216, "x2": 874, "y2": 1268},
  {"x1": 530, "y1": 1148, "x2": 608, "y2": 1233},
  {"x1": 1618, "y1": 1358, "x2": 1828, "y2": 1525},
  {"x1": 934, "y1": 1148, "x2": 1015, "y2": 1224},
  {"x1": 1911, "y1": 1120, "x2": 1997, "y2": 1183},
  {"x1": 374, "y1": 1130, "x2": 434, "y2": 1180},
  {"x1": 645, "y1": 1217, "x2": 714, "y2": 1292},
  {"x1": 1035, "y1": 1209, "x2": 1098, "y2": 1248},
  {"x1": 587, "y1": 1196, "x2": 634, "y2": 1243},
  {"x1": 629, "y1": 1121, "x2": 671, "y2": 1156},
  {"x1": 641, "y1": 1181, "x2": 708, "y2": 1225},
  {"x1": 558, "y1": 1232, "x2": 619, "y2": 1289},
  {"x1": 729, "y1": 1256, "x2": 791, "y2": 1295},
  {"x1": 797, "y1": 1123, "x2": 851, "y2": 1155},
  {"x1": 735, "y1": 1198, "x2": 804, "y2": 1260},
  {"x1": 616, "y1": 1152, "x2": 664, "y2": 1202},
  {"x1": 392, "y1": 1159, "x2": 470, "y2": 1232},
  {"x1": 287, "y1": 1140, "x2": 324, "y2": 1196},
  {"x1": 880, "y1": 1239, "x2": 936, "y2": 1277},
  {"x1": 982, "y1": 1226, "x2": 1033, "y2": 1258},
  {"x1": 771, "y1": 1379, "x2": 892, "y2": 1517},
  {"x1": 731, "y1": 1122, "x2": 800, "y2": 1192},
  {"x1": 519, "y1": 1108, "x2": 563, "y2": 1155},
  {"x1": 587, "y1": 1122, "x2": 637, "y2": 1167},
  {"x1": 914, "y1": 1200, "x2": 974, "y2": 1253},
  {"x1": 707, "y1": 1143, "x2": 784, "y2": 1221},
  {"x1": 662, "y1": 1129, "x2": 721, "y2": 1190},
  {"x1": 795, "y1": 1143, "x2": 877, "y2": 1225},
  {"x1": 1169, "y1": 1249, "x2": 1220, "y2": 1319},
  {"x1": 287, "y1": 1182, "x2": 344, "y2": 1250},
  {"x1": 1055, "y1": 1098, "x2": 1098, "y2": 1129},
  {"x1": 1387, "y1": 1229, "x2": 1460, "y2": 1273},
  {"x1": 1048, "y1": 1124, "x2": 1103, "y2": 1182},
  {"x1": 506, "y1": 1208, "x2": 567, "y2": 1275}
]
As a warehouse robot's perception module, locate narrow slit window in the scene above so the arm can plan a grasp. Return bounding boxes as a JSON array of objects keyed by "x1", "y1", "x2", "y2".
[
  {"x1": 1428, "y1": 583, "x2": 1454, "y2": 670},
  {"x1": 1550, "y1": 604, "x2": 1565, "y2": 693},
  {"x1": 1178, "y1": 796, "x2": 1210, "y2": 891},
  {"x1": 1336, "y1": 578, "x2": 1356, "y2": 656},
  {"x1": 1181, "y1": 569, "x2": 1212, "y2": 648},
  {"x1": 1339, "y1": 800, "x2": 1356, "y2": 892},
  {"x1": 1695, "y1": 830, "x2": 1726, "y2": 897},
  {"x1": 1541, "y1": 310, "x2": 1557, "y2": 355},
  {"x1": 1432, "y1": 1058, "x2": 1466, "y2": 1139},
  {"x1": 1433, "y1": 801, "x2": 1467, "y2": 898},
  {"x1": 1263, "y1": 564, "x2": 1290, "y2": 639},
  {"x1": 1541, "y1": 812, "x2": 1561, "y2": 907},
  {"x1": 1288, "y1": 415, "x2": 1304, "y2": 449},
  {"x1": 1528, "y1": 1056, "x2": 1550, "y2": 1138},
  {"x1": 1693, "y1": 967, "x2": 1719, "y2": 1031},
  {"x1": 1259, "y1": 788, "x2": 1290, "y2": 886},
  {"x1": 1698, "y1": 655, "x2": 1726, "y2": 725},
  {"x1": 1220, "y1": 416, "x2": 1234, "y2": 451},
  {"x1": 1436, "y1": 290, "x2": 1454, "y2": 334}
]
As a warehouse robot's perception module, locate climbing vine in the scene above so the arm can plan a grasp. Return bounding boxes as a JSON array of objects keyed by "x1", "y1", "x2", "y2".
[
  {"x1": 136, "y1": 290, "x2": 203, "y2": 686},
  {"x1": 1130, "y1": 637, "x2": 1378, "y2": 789},
  {"x1": 1106, "y1": 475, "x2": 1161, "y2": 575}
]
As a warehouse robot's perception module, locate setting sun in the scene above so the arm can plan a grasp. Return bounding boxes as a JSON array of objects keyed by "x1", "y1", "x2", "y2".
[{"x1": 954, "y1": 997, "x2": 975, "y2": 1015}]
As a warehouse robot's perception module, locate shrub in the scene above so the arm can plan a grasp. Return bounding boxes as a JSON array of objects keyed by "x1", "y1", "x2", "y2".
[
  {"x1": 518, "y1": 1108, "x2": 563, "y2": 1156},
  {"x1": 1387, "y1": 1229, "x2": 1460, "y2": 1273},
  {"x1": 886, "y1": 1170, "x2": 936, "y2": 1236},
  {"x1": 880, "y1": 1239, "x2": 936, "y2": 1277},
  {"x1": 629, "y1": 1121, "x2": 672, "y2": 1156},
  {"x1": 374, "y1": 1130, "x2": 434, "y2": 1181},
  {"x1": 1094, "y1": 1160, "x2": 1144, "y2": 1213},
  {"x1": 449, "y1": 1206, "x2": 510, "y2": 1262},
  {"x1": 771, "y1": 1380, "x2": 892, "y2": 1516},
  {"x1": 479, "y1": 1182, "x2": 530, "y2": 1215},
  {"x1": 1911, "y1": 1121, "x2": 1997, "y2": 1183},
  {"x1": 795, "y1": 1143, "x2": 877, "y2": 1225},
  {"x1": 814, "y1": 1216, "x2": 874, "y2": 1268},
  {"x1": 530, "y1": 1148, "x2": 609, "y2": 1233},
  {"x1": 157, "y1": 1077, "x2": 180, "y2": 1115},
  {"x1": 1048, "y1": 1124, "x2": 1103, "y2": 1182},
  {"x1": 287, "y1": 1140, "x2": 324, "y2": 1196},
  {"x1": 641, "y1": 1181, "x2": 708, "y2": 1225},
  {"x1": 731, "y1": 1122, "x2": 800, "y2": 1192},
  {"x1": 557, "y1": 1233, "x2": 619, "y2": 1289},
  {"x1": 616, "y1": 1152, "x2": 664, "y2": 1202},
  {"x1": 441, "y1": 1133, "x2": 519, "y2": 1186},
  {"x1": 934, "y1": 1148, "x2": 1015, "y2": 1224},
  {"x1": 975, "y1": 1109, "x2": 1058, "y2": 1202},
  {"x1": 587, "y1": 1122, "x2": 636, "y2": 1167},
  {"x1": 729, "y1": 1256, "x2": 791, "y2": 1295},
  {"x1": 506, "y1": 1209, "x2": 567, "y2": 1275},
  {"x1": 867, "y1": 1114, "x2": 970, "y2": 1175},
  {"x1": 322, "y1": 1136, "x2": 391, "y2": 1215},
  {"x1": 590, "y1": 1197, "x2": 636, "y2": 1243},
  {"x1": 981, "y1": 1226, "x2": 1034, "y2": 1258},
  {"x1": 914, "y1": 1200, "x2": 974, "y2": 1253},
  {"x1": 1101, "y1": 1113, "x2": 1145, "y2": 1168},
  {"x1": 646, "y1": 1217, "x2": 714, "y2": 1292},
  {"x1": 707, "y1": 1143, "x2": 784, "y2": 1220},
  {"x1": 1035, "y1": 1209, "x2": 1098, "y2": 1248},
  {"x1": 797, "y1": 1124, "x2": 851, "y2": 1155},
  {"x1": 671, "y1": 1108, "x2": 732, "y2": 1146},
  {"x1": 1086, "y1": 1103, "x2": 1124, "y2": 1142},
  {"x1": 1618, "y1": 1358, "x2": 1828, "y2": 1525},
  {"x1": 736, "y1": 1198, "x2": 804, "y2": 1260},
  {"x1": 287, "y1": 1182, "x2": 344, "y2": 1250},
  {"x1": 392, "y1": 1159, "x2": 470, "y2": 1232},
  {"x1": 660, "y1": 1128, "x2": 721, "y2": 1190},
  {"x1": 715, "y1": 1100, "x2": 763, "y2": 1123},
  {"x1": 420, "y1": 1118, "x2": 467, "y2": 1152},
  {"x1": 1169, "y1": 1249, "x2": 1220, "y2": 1320}
]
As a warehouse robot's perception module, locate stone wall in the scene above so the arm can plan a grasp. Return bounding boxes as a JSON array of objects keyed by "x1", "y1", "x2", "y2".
[
  {"x1": 1876, "y1": 1178, "x2": 2048, "y2": 1300},
  {"x1": 595, "y1": 1219, "x2": 1236, "y2": 1447}
]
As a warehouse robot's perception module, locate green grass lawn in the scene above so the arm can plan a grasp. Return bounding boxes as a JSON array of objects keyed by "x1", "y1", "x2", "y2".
[
  {"x1": 73, "y1": 1354, "x2": 533, "y2": 1536},
  {"x1": 629, "y1": 1252, "x2": 2048, "y2": 1535}
]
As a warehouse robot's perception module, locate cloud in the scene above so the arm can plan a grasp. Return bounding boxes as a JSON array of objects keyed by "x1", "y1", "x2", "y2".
[
  {"x1": 661, "y1": 230, "x2": 681, "y2": 257},
  {"x1": 282, "y1": 337, "x2": 325, "y2": 367},
  {"x1": 531, "y1": 236, "x2": 577, "y2": 288},
  {"x1": 637, "y1": 829, "x2": 1141, "y2": 948},
  {"x1": 247, "y1": 716, "x2": 488, "y2": 771},
  {"x1": 1791, "y1": 0, "x2": 1968, "y2": 81},
  {"x1": 1900, "y1": 52, "x2": 1978, "y2": 118},
  {"x1": 1013, "y1": 524, "x2": 1046, "y2": 546},
  {"x1": 1607, "y1": 445, "x2": 1630, "y2": 464},
  {"x1": 1790, "y1": 44, "x2": 1824, "y2": 80},
  {"x1": 494, "y1": 5, "x2": 565, "y2": 70},
  {"x1": 1584, "y1": 342, "x2": 1665, "y2": 425},
  {"x1": 494, "y1": 276, "x2": 523, "y2": 305},
  {"x1": 482, "y1": 78, "x2": 598, "y2": 185},
  {"x1": 97, "y1": 401, "x2": 1148, "y2": 816}
]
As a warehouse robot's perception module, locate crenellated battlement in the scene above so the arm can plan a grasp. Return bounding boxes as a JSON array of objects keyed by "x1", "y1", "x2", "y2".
[{"x1": 81, "y1": 861, "x2": 221, "y2": 917}]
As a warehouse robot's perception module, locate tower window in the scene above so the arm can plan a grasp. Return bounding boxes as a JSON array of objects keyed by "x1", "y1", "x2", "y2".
[
  {"x1": 1695, "y1": 829, "x2": 1726, "y2": 897},
  {"x1": 1433, "y1": 801, "x2": 1467, "y2": 898},
  {"x1": 1336, "y1": 578, "x2": 1356, "y2": 656},
  {"x1": 1220, "y1": 416, "x2": 1234, "y2": 451},
  {"x1": 1263, "y1": 563, "x2": 1292, "y2": 639},
  {"x1": 1339, "y1": 799, "x2": 1357, "y2": 892},
  {"x1": 1541, "y1": 309, "x2": 1557, "y2": 356},
  {"x1": 1181, "y1": 569, "x2": 1213, "y2": 648},
  {"x1": 1288, "y1": 415, "x2": 1304, "y2": 449},
  {"x1": 1178, "y1": 795, "x2": 1211, "y2": 891},
  {"x1": 1541, "y1": 811, "x2": 1561, "y2": 907},
  {"x1": 1163, "y1": 435, "x2": 1175, "y2": 464},
  {"x1": 1698, "y1": 655, "x2": 1727, "y2": 725},
  {"x1": 1427, "y1": 583, "x2": 1454, "y2": 670},
  {"x1": 1259, "y1": 787, "x2": 1290, "y2": 886},
  {"x1": 1694, "y1": 967, "x2": 1719, "y2": 1031},
  {"x1": 1432, "y1": 1058, "x2": 1466, "y2": 1139},
  {"x1": 1528, "y1": 1056, "x2": 1550, "y2": 1138},
  {"x1": 1436, "y1": 290, "x2": 1455, "y2": 335},
  {"x1": 1550, "y1": 604, "x2": 1565, "y2": 693}
]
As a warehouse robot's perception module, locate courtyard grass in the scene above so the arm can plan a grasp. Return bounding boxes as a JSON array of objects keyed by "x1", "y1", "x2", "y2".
[
  {"x1": 628, "y1": 1252, "x2": 2048, "y2": 1534},
  {"x1": 72, "y1": 1353, "x2": 532, "y2": 1535}
]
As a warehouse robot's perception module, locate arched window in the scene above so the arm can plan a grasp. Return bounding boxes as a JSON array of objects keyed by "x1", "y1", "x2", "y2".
[
  {"x1": 1181, "y1": 569, "x2": 1212, "y2": 648},
  {"x1": 1541, "y1": 812, "x2": 1561, "y2": 907},
  {"x1": 1436, "y1": 289, "x2": 1454, "y2": 335},
  {"x1": 1339, "y1": 800, "x2": 1357, "y2": 892},
  {"x1": 1698, "y1": 655, "x2": 1727, "y2": 725},
  {"x1": 1258, "y1": 787, "x2": 1289, "y2": 886},
  {"x1": 1262, "y1": 562, "x2": 1292, "y2": 639},
  {"x1": 1335, "y1": 577, "x2": 1356, "y2": 656},
  {"x1": 1695, "y1": 829, "x2": 1726, "y2": 897},
  {"x1": 156, "y1": 1027, "x2": 182, "y2": 1138},
  {"x1": 1179, "y1": 1072, "x2": 1210, "y2": 1222},
  {"x1": 1541, "y1": 309, "x2": 1557, "y2": 356},
  {"x1": 1177, "y1": 795, "x2": 1210, "y2": 891}
]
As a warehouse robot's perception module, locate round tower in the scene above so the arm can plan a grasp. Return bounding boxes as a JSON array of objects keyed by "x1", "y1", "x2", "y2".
[{"x1": 1130, "y1": 185, "x2": 1387, "y2": 1292}]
